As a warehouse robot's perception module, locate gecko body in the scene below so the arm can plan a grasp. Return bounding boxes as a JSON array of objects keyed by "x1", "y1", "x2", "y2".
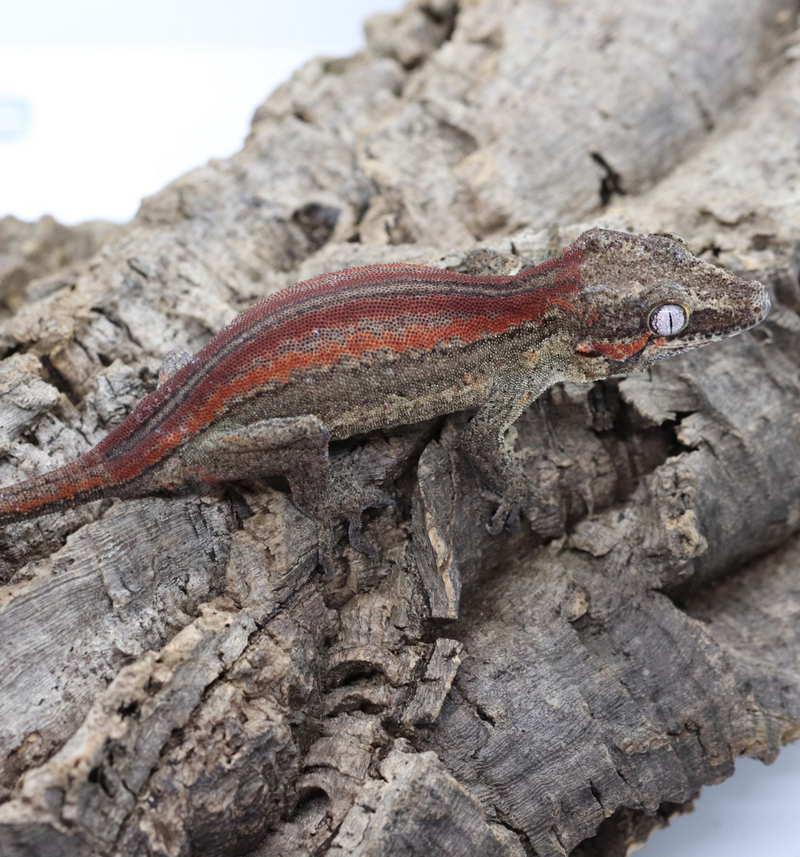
[{"x1": 0, "y1": 229, "x2": 769, "y2": 563}]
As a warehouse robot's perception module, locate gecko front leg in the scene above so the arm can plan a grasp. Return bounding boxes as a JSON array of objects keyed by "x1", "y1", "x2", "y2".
[{"x1": 460, "y1": 376, "x2": 554, "y2": 536}]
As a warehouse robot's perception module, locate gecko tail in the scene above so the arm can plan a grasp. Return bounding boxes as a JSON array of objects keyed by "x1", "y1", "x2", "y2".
[{"x1": 0, "y1": 455, "x2": 114, "y2": 526}]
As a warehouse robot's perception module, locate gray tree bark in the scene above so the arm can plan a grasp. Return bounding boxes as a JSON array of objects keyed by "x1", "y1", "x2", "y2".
[{"x1": 1, "y1": 1, "x2": 800, "y2": 855}]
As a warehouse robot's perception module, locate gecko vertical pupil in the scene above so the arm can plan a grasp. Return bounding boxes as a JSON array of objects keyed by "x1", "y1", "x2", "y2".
[{"x1": 649, "y1": 304, "x2": 688, "y2": 336}]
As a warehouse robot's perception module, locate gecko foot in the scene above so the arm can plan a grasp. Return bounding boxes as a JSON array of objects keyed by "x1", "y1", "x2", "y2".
[
  {"x1": 313, "y1": 485, "x2": 395, "y2": 576},
  {"x1": 349, "y1": 486, "x2": 396, "y2": 554},
  {"x1": 487, "y1": 499, "x2": 521, "y2": 535},
  {"x1": 347, "y1": 518, "x2": 380, "y2": 559}
]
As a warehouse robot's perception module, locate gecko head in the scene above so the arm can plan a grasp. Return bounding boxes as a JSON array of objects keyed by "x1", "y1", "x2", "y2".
[{"x1": 570, "y1": 229, "x2": 770, "y2": 375}]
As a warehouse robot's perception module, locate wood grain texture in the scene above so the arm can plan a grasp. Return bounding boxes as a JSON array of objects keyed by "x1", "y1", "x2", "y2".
[{"x1": 1, "y1": 0, "x2": 800, "y2": 855}]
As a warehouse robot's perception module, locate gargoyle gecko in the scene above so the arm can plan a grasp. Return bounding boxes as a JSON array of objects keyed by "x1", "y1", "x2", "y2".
[{"x1": 0, "y1": 229, "x2": 770, "y2": 567}]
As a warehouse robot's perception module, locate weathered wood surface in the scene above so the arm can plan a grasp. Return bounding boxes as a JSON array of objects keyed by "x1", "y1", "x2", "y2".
[{"x1": 2, "y1": 1, "x2": 800, "y2": 855}]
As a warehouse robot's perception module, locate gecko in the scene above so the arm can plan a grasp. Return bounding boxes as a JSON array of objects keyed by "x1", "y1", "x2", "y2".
[{"x1": 0, "y1": 229, "x2": 770, "y2": 569}]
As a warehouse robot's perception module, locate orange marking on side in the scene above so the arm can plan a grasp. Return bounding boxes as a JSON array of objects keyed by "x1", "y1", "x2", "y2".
[{"x1": 577, "y1": 332, "x2": 651, "y2": 361}]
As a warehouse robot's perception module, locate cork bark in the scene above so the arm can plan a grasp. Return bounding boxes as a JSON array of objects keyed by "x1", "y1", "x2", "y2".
[{"x1": 2, "y1": 1, "x2": 800, "y2": 855}]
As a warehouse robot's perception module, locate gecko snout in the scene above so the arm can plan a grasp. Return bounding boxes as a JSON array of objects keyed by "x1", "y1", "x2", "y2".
[{"x1": 751, "y1": 281, "x2": 771, "y2": 324}]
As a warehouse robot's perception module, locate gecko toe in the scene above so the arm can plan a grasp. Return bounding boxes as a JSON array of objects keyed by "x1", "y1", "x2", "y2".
[
  {"x1": 487, "y1": 500, "x2": 520, "y2": 535},
  {"x1": 347, "y1": 516, "x2": 380, "y2": 558}
]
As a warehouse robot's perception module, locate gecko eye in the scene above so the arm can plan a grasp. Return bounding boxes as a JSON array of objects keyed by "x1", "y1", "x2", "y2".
[{"x1": 649, "y1": 303, "x2": 689, "y2": 336}]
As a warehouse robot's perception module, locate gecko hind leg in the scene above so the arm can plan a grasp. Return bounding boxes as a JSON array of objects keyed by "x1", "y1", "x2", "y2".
[
  {"x1": 180, "y1": 416, "x2": 389, "y2": 574},
  {"x1": 329, "y1": 455, "x2": 395, "y2": 559}
]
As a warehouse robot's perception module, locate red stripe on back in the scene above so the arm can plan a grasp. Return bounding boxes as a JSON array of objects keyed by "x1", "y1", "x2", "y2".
[{"x1": 96, "y1": 255, "x2": 584, "y2": 479}]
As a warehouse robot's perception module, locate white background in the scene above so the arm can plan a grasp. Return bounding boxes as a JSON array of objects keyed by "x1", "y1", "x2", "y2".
[
  {"x1": 0, "y1": 0, "x2": 401, "y2": 222},
  {"x1": 1, "y1": 2, "x2": 798, "y2": 854}
]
